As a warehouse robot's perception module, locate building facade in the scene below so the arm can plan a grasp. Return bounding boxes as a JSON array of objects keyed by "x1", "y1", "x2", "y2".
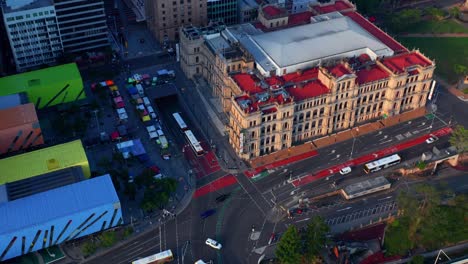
[
  {"x1": 1, "y1": 0, "x2": 63, "y2": 72},
  {"x1": 180, "y1": 5, "x2": 435, "y2": 159},
  {"x1": 0, "y1": 102, "x2": 43, "y2": 154},
  {"x1": 145, "y1": 0, "x2": 208, "y2": 44},
  {"x1": 0, "y1": 63, "x2": 84, "y2": 109},
  {"x1": 239, "y1": 0, "x2": 258, "y2": 23},
  {"x1": 0, "y1": 175, "x2": 122, "y2": 261},
  {"x1": 207, "y1": 0, "x2": 238, "y2": 25},
  {"x1": 53, "y1": 0, "x2": 108, "y2": 53}
]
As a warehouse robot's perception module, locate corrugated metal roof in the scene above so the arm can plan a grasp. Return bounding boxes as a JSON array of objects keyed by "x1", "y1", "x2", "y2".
[
  {"x1": 0, "y1": 175, "x2": 119, "y2": 235},
  {"x1": 251, "y1": 15, "x2": 394, "y2": 68},
  {"x1": 0, "y1": 103, "x2": 38, "y2": 131},
  {"x1": 0, "y1": 140, "x2": 90, "y2": 185}
]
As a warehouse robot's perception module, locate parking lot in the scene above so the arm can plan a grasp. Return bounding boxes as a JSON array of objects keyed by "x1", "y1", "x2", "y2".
[{"x1": 324, "y1": 201, "x2": 397, "y2": 227}]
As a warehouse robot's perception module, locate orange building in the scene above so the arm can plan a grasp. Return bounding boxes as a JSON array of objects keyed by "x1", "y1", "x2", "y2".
[{"x1": 0, "y1": 103, "x2": 43, "y2": 154}]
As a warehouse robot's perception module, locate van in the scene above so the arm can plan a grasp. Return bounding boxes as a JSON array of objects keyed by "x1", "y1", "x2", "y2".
[
  {"x1": 157, "y1": 129, "x2": 164, "y2": 137},
  {"x1": 147, "y1": 106, "x2": 158, "y2": 119},
  {"x1": 136, "y1": 84, "x2": 144, "y2": 96}
]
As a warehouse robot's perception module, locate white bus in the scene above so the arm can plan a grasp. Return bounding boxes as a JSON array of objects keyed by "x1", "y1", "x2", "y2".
[
  {"x1": 184, "y1": 130, "x2": 204, "y2": 156},
  {"x1": 132, "y1": 250, "x2": 174, "y2": 264},
  {"x1": 172, "y1": 112, "x2": 188, "y2": 131},
  {"x1": 364, "y1": 154, "x2": 401, "y2": 173}
]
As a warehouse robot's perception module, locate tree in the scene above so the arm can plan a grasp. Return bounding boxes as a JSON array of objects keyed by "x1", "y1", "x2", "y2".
[
  {"x1": 122, "y1": 227, "x2": 134, "y2": 239},
  {"x1": 409, "y1": 255, "x2": 424, "y2": 264},
  {"x1": 384, "y1": 218, "x2": 413, "y2": 255},
  {"x1": 390, "y1": 9, "x2": 422, "y2": 32},
  {"x1": 99, "y1": 231, "x2": 117, "y2": 248},
  {"x1": 303, "y1": 216, "x2": 329, "y2": 261},
  {"x1": 81, "y1": 241, "x2": 97, "y2": 257},
  {"x1": 140, "y1": 178, "x2": 178, "y2": 212},
  {"x1": 276, "y1": 225, "x2": 302, "y2": 264},
  {"x1": 449, "y1": 7, "x2": 461, "y2": 18},
  {"x1": 353, "y1": 0, "x2": 382, "y2": 15},
  {"x1": 449, "y1": 125, "x2": 468, "y2": 153},
  {"x1": 454, "y1": 64, "x2": 468, "y2": 77},
  {"x1": 425, "y1": 7, "x2": 445, "y2": 21}
]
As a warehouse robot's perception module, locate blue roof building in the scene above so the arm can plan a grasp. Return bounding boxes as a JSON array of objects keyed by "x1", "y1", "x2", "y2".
[{"x1": 0, "y1": 175, "x2": 123, "y2": 261}]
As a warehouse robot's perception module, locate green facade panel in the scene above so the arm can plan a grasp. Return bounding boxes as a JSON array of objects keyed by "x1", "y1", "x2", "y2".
[{"x1": 0, "y1": 63, "x2": 85, "y2": 109}]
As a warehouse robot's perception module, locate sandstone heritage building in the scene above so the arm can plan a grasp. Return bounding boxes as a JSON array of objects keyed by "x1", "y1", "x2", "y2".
[{"x1": 179, "y1": 0, "x2": 435, "y2": 159}]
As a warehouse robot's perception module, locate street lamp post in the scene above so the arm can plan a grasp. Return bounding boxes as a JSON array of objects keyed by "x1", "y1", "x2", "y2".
[
  {"x1": 350, "y1": 127, "x2": 358, "y2": 159},
  {"x1": 93, "y1": 109, "x2": 100, "y2": 133}
]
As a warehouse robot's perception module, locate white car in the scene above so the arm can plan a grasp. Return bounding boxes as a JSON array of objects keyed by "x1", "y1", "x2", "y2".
[
  {"x1": 425, "y1": 136, "x2": 438, "y2": 144},
  {"x1": 205, "y1": 238, "x2": 222, "y2": 250},
  {"x1": 339, "y1": 166, "x2": 352, "y2": 175}
]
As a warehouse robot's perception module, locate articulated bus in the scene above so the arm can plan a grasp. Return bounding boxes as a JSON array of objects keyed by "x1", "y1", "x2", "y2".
[
  {"x1": 172, "y1": 112, "x2": 188, "y2": 131},
  {"x1": 132, "y1": 249, "x2": 173, "y2": 264},
  {"x1": 364, "y1": 154, "x2": 401, "y2": 173},
  {"x1": 184, "y1": 130, "x2": 204, "y2": 156}
]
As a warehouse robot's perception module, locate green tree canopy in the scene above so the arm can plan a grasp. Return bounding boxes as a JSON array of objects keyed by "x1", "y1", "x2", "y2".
[
  {"x1": 353, "y1": 0, "x2": 382, "y2": 15},
  {"x1": 140, "y1": 178, "x2": 178, "y2": 212},
  {"x1": 384, "y1": 218, "x2": 413, "y2": 255},
  {"x1": 449, "y1": 7, "x2": 461, "y2": 18},
  {"x1": 276, "y1": 225, "x2": 302, "y2": 264},
  {"x1": 386, "y1": 186, "x2": 467, "y2": 255},
  {"x1": 449, "y1": 125, "x2": 468, "y2": 153},
  {"x1": 303, "y1": 216, "x2": 329, "y2": 260},
  {"x1": 81, "y1": 242, "x2": 97, "y2": 257},
  {"x1": 390, "y1": 9, "x2": 422, "y2": 32},
  {"x1": 99, "y1": 231, "x2": 117, "y2": 248},
  {"x1": 425, "y1": 7, "x2": 445, "y2": 21},
  {"x1": 454, "y1": 64, "x2": 468, "y2": 77}
]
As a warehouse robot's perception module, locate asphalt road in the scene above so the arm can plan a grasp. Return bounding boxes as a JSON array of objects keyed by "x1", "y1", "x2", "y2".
[{"x1": 81, "y1": 53, "x2": 467, "y2": 264}]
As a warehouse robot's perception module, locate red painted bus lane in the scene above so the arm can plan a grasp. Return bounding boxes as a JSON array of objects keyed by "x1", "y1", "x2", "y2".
[
  {"x1": 244, "y1": 150, "x2": 319, "y2": 178},
  {"x1": 292, "y1": 127, "x2": 452, "y2": 187},
  {"x1": 193, "y1": 174, "x2": 238, "y2": 198}
]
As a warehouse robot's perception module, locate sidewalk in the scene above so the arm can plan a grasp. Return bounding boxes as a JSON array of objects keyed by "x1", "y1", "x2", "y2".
[
  {"x1": 249, "y1": 107, "x2": 427, "y2": 170},
  {"x1": 436, "y1": 76, "x2": 468, "y2": 102},
  {"x1": 399, "y1": 33, "x2": 468, "y2": 37}
]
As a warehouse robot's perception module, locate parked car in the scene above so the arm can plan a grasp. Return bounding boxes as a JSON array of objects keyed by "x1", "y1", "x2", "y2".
[
  {"x1": 216, "y1": 193, "x2": 231, "y2": 203},
  {"x1": 205, "y1": 238, "x2": 222, "y2": 250}
]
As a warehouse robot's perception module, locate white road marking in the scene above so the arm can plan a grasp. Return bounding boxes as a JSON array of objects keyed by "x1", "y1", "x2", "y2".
[
  {"x1": 336, "y1": 206, "x2": 352, "y2": 212},
  {"x1": 295, "y1": 218, "x2": 310, "y2": 223}
]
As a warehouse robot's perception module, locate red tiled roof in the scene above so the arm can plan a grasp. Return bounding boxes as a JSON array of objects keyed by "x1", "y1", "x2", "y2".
[
  {"x1": 358, "y1": 53, "x2": 371, "y2": 63},
  {"x1": 263, "y1": 6, "x2": 282, "y2": 17},
  {"x1": 382, "y1": 52, "x2": 432, "y2": 74},
  {"x1": 265, "y1": 76, "x2": 283, "y2": 86},
  {"x1": 282, "y1": 68, "x2": 319, "y2": 83},
  {"x1": 288, "y1": 11, "x2": 313, "y2": 26},
  {"x1": 312, "y1": 0, "x2": 353, "y2": 14},
  {"x1": 339, "y1": 223, "x2": 386, "y2": 242},
  {"x1": 409, "y1": 69, "x2": 420, "y2": 75},
  {"x1": 328, "y1": 64, "x2": 351, "y2": 78},
  {"x1": 344, "y1": 12, "x2": 408, "y2": 53},
  {"x1": 262, "y1": 107, "x2": 277, "y2": 114},
  {"x1": 285, "y1": 80, "x2": 329, "y2": 101},
  {"x1": 232, "y1": 73, "x2": 264, "y2": 94},
  {"x1": 356, "y1": 64, "x2": 389, "y2": 84}
]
